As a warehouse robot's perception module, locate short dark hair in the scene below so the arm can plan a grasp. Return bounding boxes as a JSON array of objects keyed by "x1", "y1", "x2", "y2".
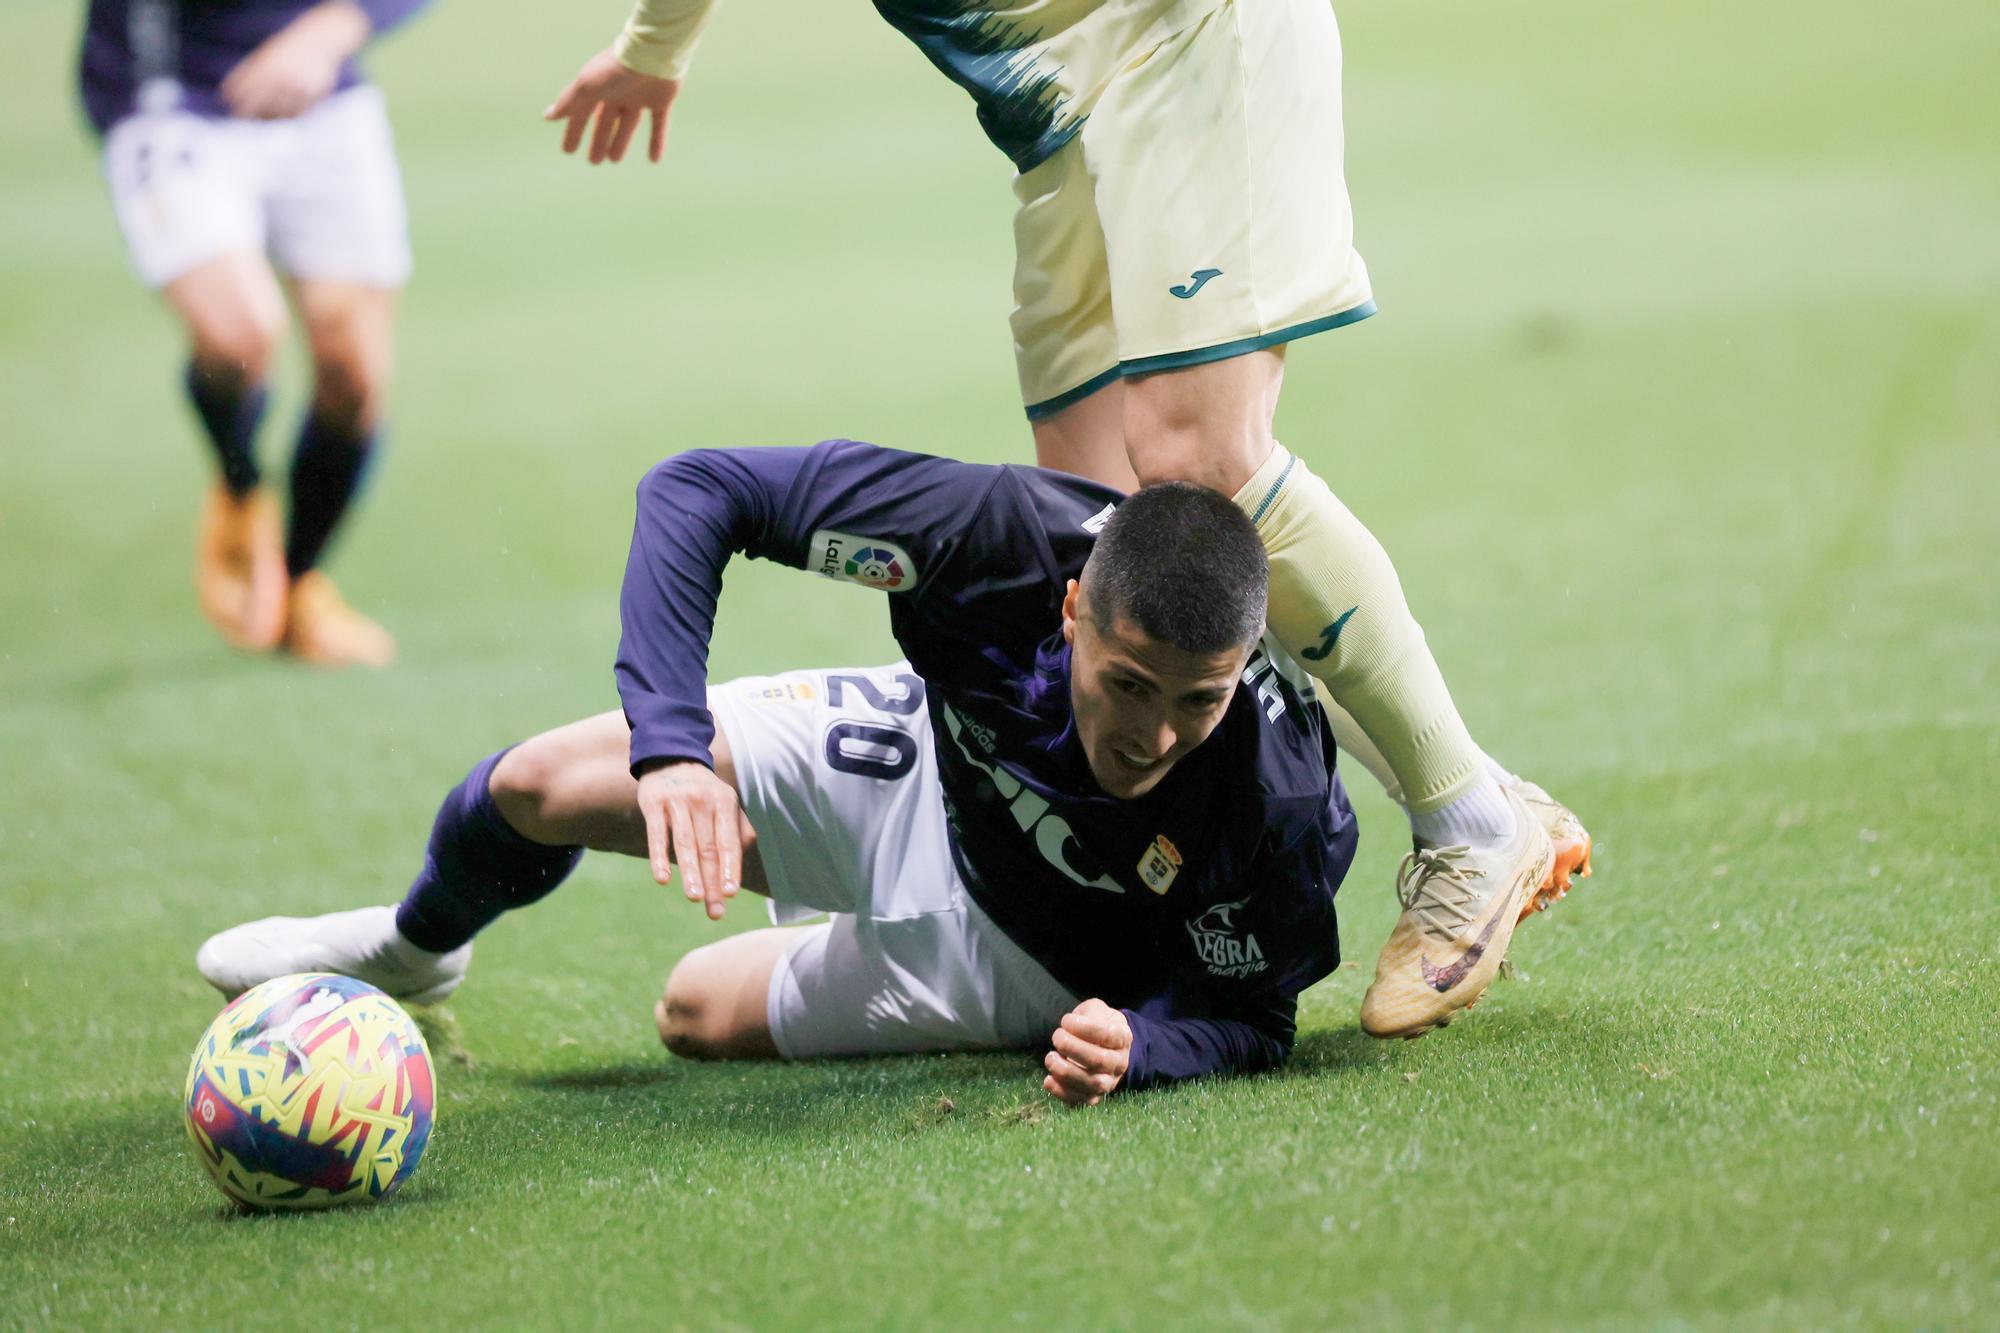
[{"x1": 1081, "y1": 483, "x2": 1268, "y2": 653}]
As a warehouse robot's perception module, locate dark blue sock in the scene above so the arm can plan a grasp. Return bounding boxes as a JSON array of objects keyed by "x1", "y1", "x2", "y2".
[
  {"x1": 285, "y1": 411, "x2": 379, "y2": 576},
  {"x1": 394, "y1": 749, "x2": 584, "y2": 953},
  {"x1": 184, "y1": 361, "x2": 267, "y2": 497}
]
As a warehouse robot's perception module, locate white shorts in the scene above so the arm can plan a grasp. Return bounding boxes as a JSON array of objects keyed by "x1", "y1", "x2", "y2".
[
  {"x1": 707, "y1": 664, "x2": 1079, "y2": 1059},
  {"x1": 101, "y1": 85, "x2": 411, "y2": 290}
]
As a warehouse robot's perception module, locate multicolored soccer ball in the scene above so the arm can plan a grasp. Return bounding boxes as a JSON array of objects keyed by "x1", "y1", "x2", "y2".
[{"x1": 184, "y1": 972, "x2": 435, "y2": 1211}]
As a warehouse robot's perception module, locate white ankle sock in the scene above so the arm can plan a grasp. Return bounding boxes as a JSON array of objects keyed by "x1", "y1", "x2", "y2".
[{"x1": 1408, "y1": 776, "x2": 1516, "y2": 849}]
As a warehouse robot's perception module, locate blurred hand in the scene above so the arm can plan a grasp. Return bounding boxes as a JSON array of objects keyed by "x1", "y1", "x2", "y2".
[
  {"x1": 544, "y1": 47, "x2": 681, "y2": 165},
  {"x1": 1042, "y1": 999, "x2": 1131, "y2": 1106},
  {"x1": 221, "y1": 0, "x2": 370, "y2": 120},
  {"x1": 635, "y1": 760, "x2": 755, "y2": 920}
]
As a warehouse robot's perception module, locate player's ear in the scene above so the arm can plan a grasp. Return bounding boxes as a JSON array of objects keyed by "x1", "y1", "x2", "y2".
[{"x1": 1061, "y1": 579, "x2": 1080, "y2": 644}]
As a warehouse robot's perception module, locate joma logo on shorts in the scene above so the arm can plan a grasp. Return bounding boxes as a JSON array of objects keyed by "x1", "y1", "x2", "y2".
[{"x1": 1169, "y1": 268, "x2": 1223, "y2": 299}]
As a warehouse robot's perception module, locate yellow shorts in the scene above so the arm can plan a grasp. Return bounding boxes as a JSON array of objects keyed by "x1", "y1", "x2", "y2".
[{"x1": 1011, "y1": 0, "x2": 1375, "y2": 418}]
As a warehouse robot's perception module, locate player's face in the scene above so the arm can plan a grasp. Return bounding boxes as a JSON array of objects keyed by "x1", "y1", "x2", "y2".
[{"x1": 1062, "y1": 581, "x2": 1250, "y2": 799}]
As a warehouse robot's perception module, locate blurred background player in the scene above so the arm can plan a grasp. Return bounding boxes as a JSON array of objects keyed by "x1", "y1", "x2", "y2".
[
  {"x1": 79, "y1": 0, "x2": 430, "y2": 667},
  {"x1": 541, "y1": 0, "x2": 1592, "y2": 1037}
]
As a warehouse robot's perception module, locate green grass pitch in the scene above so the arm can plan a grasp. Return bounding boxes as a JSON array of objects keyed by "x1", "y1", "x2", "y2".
[{"x1": 2, "y1": 0, "x2": 1996, "y2": 1325}]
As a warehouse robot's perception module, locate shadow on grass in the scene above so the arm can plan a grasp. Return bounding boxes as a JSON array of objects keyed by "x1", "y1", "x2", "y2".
[
  {"x1": 502, "y1": 1046, "x2": 1042, "y2": 1129},
  {"x1": 1285, "y1": 1026, "x2": 1387, "y2": 1075}
]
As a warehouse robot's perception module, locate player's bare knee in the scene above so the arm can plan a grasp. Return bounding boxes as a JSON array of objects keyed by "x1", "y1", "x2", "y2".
[
  {"x1": 191, "y1": 317, "x2": 282, "y2": 384},
  {"x1": 309, "y1": 352, "x2": 385, "y2": 433},
  {"x1": 1122, "y1": 398, "x2": 1260, "y2": 493},
  {"x1": 657, "y1": 959, "x2": 725, "y2": 1059},
  {"x1": 488, "y1": 739, "x2": 566, "y2": 842},
  {"x1": 1122, "y1": 359, "x2": 1282, "y2": 492}
]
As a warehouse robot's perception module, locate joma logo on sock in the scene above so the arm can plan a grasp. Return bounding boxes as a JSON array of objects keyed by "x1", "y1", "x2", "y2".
[{"x1": 1299, "y1": 606, "x2": 1358, "y2": 662}]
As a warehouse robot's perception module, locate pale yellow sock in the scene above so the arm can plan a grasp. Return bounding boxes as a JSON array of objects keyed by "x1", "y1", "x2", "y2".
[
  {"x1": 1234, "y1": 445, "x2": 1483, "y2": 814},
  {"x1": 1310, "y1": 681, "x2": 1405, "y2": 805}
]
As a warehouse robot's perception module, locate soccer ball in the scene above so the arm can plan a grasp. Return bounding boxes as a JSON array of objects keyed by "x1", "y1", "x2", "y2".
[{"x1": 184, "y1": 972, "x2": 435, "y2": 1211}]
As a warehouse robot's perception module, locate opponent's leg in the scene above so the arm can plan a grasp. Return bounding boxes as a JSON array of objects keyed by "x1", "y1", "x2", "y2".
[
  {"x1": 1031, "y1": 377, "x2": 1136, "y2": 493},
  {"x1": 1120, "y1": 355, "x2": 1560, "y2": 1040},
  {"x1": 280, "y1": 278, "x2": 397, "y2": 668},
  {"x1": 164, "y1": 252, "x2": 290, "y2": 649}
]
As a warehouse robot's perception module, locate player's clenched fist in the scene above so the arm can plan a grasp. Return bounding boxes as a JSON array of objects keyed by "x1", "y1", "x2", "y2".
[
  {"x1": 544, "y1": 46, "x2": 680, "y2": 165},
  {"x1": 635, "y1": 759, "x2": 755, "y2": 921},
  {"x1": 1042, "y1": 999, "x2": 1131, "y2": 1106}
]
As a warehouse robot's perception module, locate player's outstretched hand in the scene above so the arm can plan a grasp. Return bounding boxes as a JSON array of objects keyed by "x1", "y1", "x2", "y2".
[
  {"x1": 544, "y1": 47, "x2": 681, "y2": 165},
  {"x1": 1042, "y1": 999, "x2": 1131, "y2": 1107},
  {"x1": 635, "y1": 760, "x2": 756, "y2": 921},
  {"x1": 221, "y1": 0, "x2": 370, "y2": 120}
]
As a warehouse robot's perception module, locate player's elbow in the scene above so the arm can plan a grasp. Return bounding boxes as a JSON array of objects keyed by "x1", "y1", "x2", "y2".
[{"x1": 636, "y1": 448, "x2": 728, "y2": 501}]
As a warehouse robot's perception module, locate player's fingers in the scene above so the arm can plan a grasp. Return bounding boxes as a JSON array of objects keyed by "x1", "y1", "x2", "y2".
[
  {"x1": 694, "y1": 803, "x2": 726, "y2": 916},
  {"x1": 667, "y1": 800, "x2": 705, "y2": 905},
  {"x1": 712, "y1": 804, "x2": 742, "y2": 899},
  {"x1": 588, "y1": 106, "x2": 619, "y2": 164},
  {"x1": 1050, "y1": 1027, "x2": 1116, "y2": 1075},
  {"x1": 1060, "y1": 1006, "x2": 1130, "y2": 1051},
  {"x1": 560, "y1": 103, "x2": 593, "y2": 155},
  {"x1": 544, "y1": 79, "x2": 579, "y2": 121},
  {"x1": 736, "y1": 808, "x2": 758, "y2": 850},
  {"x1": 641, "y1": 798, "x2": 672, "y2": 886},
  {"x1": 1043, "y1": 1051, "x2": 1111, "y2": 1104},
  {"x1": 647, "y1": 106, "x2": 668, "y2": 163},
  {"x1": 1043, "y1": 1051, "x2": 1083, "y2": 1102},
  {"x1": 608, "y1": 108, "x2": 641, "y2": 164}
]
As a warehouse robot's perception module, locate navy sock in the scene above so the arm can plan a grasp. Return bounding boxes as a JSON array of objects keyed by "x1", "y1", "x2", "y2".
[
  {"x1": 184, "y1": 361, "x2": 267, "y2": 496},
  {"x1": 285, "y1": 411, "x2": 378, "y2": 577},
  {"x1": 394, "y1": 749, "x2": 584, "y2": 953}
]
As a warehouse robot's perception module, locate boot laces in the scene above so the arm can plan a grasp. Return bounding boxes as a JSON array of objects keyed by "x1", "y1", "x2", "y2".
[{"x1": 1395, "y1": 845, "x2": 1489, "y2": 939}]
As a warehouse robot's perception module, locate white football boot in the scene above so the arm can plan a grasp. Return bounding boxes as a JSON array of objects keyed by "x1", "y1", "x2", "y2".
[
  {"x1": 196, "y1": 905, "x2": 471, "y2": 1005},
  {"x1": 1360, "y1": 785, "x2": 1555, "y2": 1039}
]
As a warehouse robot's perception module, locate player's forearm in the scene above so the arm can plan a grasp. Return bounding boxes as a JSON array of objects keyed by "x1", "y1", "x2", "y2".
[
  {"x1": 1120, "y1": 1002, "x2": 1297, "y2": 1091},
  {"x1": 613, "y1": 0, "x2": 720, "y2": 80}
]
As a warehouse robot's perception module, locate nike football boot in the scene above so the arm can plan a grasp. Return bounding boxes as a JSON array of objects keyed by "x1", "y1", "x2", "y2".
[
  {"x1": 195, "y1": 484, "x2": 287, "y2": 651},
  {"x1": 197, "y1": 905, "x2": 470, "y2": 1005},
  {"x1": 282, "y1": 571, "x2": 396, "y2": 668},
  {"x1": 1510, "y1": 776, "x2": 1592, "y2": 918},
  {"x1": 1360, "y1": 785, "x2": 1555, "y2": 1039}
]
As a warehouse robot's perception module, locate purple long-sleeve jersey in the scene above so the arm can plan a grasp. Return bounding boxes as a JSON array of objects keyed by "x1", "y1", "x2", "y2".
[
  {"x1": 78, "y1": 0, "x2": 431, "y2": 135},
  {"x1": 618, "y1": 442, "x2": 1357, "y2": 1091}
]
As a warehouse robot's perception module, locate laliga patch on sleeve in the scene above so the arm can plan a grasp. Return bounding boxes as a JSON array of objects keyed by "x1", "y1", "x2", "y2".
[{"x1": 808, "y1": 530, "x2": 919, "y2": 592}]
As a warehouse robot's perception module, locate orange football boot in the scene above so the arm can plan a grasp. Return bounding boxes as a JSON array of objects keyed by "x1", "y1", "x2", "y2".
[
  {"x1": 195, "y1": 484, "x2": 287, "y2": 650},
  {"x1": 282, "y1": 571, "x2": 396, "y2": 669}
]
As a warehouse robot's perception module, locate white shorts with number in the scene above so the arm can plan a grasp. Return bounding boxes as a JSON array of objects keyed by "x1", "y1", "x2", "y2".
[
  {"x1": 707, "y1": 664, "x2": 1079, "y2": 1059},
  {"x1": 100, "y1": 85, "x2": 411, "y2": 290}
]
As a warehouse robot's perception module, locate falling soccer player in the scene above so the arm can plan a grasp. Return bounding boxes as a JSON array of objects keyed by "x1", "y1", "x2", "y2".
[
  {"x1": 195, "y1": 439, "x2": 1540, "y2": 1101},
  {"x1": 541, "y1": 0, "x2": 1593, "y2": 1036}
]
